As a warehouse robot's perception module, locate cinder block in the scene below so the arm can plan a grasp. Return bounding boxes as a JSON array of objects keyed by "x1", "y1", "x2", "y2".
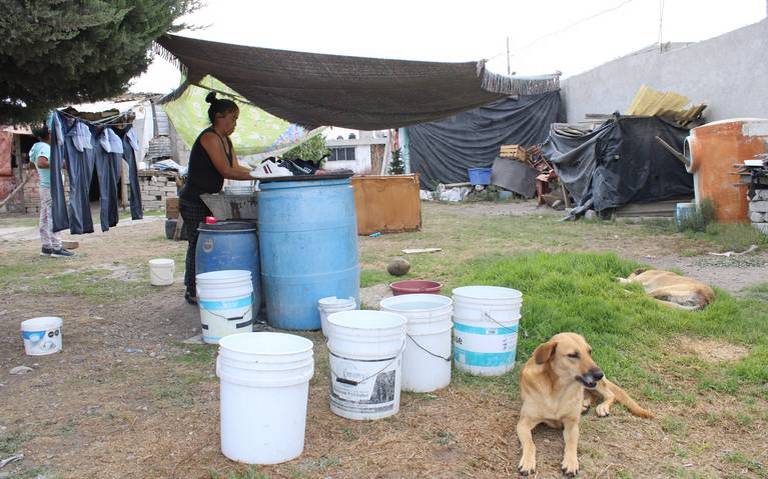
[
  {"x1": 749, "y1": 200, "x2": 768, "y2": 213},
  {"x1": 753, "y1": 223, "x2": 768, "y2": 235},
  {"x1": 754, "y1": 189, "x2": 768, "y2": 201},
  {"x1": 750, "y1": 211, "x2": 766, "y2": 223}
]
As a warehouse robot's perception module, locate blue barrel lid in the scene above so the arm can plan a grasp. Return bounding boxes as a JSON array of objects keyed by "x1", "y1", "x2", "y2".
[{"x1": 198, "y1": 220, "x2": 257, "y2": 232}]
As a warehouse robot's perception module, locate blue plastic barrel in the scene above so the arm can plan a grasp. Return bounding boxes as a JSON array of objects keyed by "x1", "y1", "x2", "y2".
[
  {"x1": 258, "y1": 178, "x2": 360, "y2": 330},
  {"x1": 468, "y1": 167, "x2": 492, "y2": 185},
  {"x1": 196, "y1": 221, "x2": 261, "y2": 317}
]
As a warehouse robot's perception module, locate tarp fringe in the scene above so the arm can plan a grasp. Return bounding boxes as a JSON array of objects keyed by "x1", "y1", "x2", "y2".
[
  {"x1": 479, "y1": 63, "x2": 561, "y2": 95},
  {"x1": 152, "y1": 41, "x2": 188, "y2": 78}
]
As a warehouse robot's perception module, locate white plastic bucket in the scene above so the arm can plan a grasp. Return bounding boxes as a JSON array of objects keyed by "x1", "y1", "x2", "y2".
[
  {"x1": 196, "y1": 270, "x2": 254, "y2": 344},
  {"x1": 149, "y1": 258, "x2": 175, "y2": 286},
  {"x1": 21, "y1": 316, "x2": 62, "y2": 355},
  {"x1": 379, "y1": 294, "x2": 453, "y2": 393},
  {"x1": 317, "y1": 296, "x2": 356, "y2": 337},
  {"x1": 327, "y1": 310, "x2": 407, "y2": 420},
  {"x1": 217, "y1": 332, "x2": 314, "y2": 464},
  {"x1": 452, "y1": 286, "x2": 523, "y2": 376}
]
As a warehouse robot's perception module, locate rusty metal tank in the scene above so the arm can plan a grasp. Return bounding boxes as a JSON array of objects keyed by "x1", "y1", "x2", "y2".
[{"x1": 684, "y1": 118, "x2": 768, "y2": 223}]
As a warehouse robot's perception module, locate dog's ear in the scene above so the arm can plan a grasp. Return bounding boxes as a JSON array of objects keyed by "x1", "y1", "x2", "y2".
[
  {"x1": 533, "y1": 340, "x2": 557, "y2": 364},
  {"x1": 632, "y1": 268, "x2": 648, "y2": 276}
]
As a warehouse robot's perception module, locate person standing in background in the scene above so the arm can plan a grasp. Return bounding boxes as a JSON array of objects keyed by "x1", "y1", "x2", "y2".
[{"x1": 30, "y1": 124, "x2": 74, "y2": 257}]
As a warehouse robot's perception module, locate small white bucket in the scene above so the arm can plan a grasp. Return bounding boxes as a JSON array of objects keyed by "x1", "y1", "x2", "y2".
[
  {"x1": 327, "y1": 310, "x2": 407, "y2": 420},
  {"x1": 217, "y1": 332, "x2": 314, "y2": 464},
  {"x1": 21, "y1": 316, "x2": 62, "y2": 356},
  {"x1": 452, "y1": 286, "x2": 523, "y2": 376},
  {"x1": 379, "y1": 294, "x2": 453, "y2": 393},
  {"x1": 317, "y1": 296, "x2": 356, "y2": 337},
  {"x1": 197, "y1": 270, "x2": 254, "y2": 344},
  {"x1": 149, "y1": 258, "x2": 175, "y2": 286}
]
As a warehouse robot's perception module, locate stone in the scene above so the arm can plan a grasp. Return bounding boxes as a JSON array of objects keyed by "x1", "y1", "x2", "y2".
[
  {"x1": 749, "y1": 200, "x2": 768, "y2": 213},
  {"x1": 750, "y1": 211, "x2": 766, "y2": 223},
  {"x1": 584, "y1": 209, "x2": 598, "y2": 220},
  {"x1": 754, "y1": 189, "x2": 768, "y2": 201},
  {"x1": 387, "y1": 257, "x2": 411, "y2": 276},
  {"x1": 10, "y1": 366, "x2": 33, "y2": 375}
]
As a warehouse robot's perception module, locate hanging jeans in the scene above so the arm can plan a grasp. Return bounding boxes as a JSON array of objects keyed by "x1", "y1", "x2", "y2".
[
  {"x1": 121, "y1": 128, "x2": 143, "y2": 220},
  {"x1": 91, "y1": 132, "x2": 120, "y2": 232},
  {"x1": 49, "y1": 113, "x2": 70, "y2": 233}
]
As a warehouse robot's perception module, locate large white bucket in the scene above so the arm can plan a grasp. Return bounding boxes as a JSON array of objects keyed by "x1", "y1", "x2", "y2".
[
  {"x1": 379, "y1": 294, "x2": 453, "y2": 393},
  {"x1": 197, "y1": 270, "x2": 254, "y2": 344},
  {"x1": 317, "y1": 296, "x2": 356, "y2": 337},
  {"x1": 452, "y1": 286, "x2": 523, "y2": 376},
  {"x1": 148, "y1": 258, "x2": 175, "y2": 286},
  {"x1": 327, "y1": 310, "x2": 407, "y2": 420},
  {"x1": 20, "y1": 316, "x2": 62, "y2": 356},
  {"x1": 217, "y1": 332, "x2": 314, "y2": 464}
]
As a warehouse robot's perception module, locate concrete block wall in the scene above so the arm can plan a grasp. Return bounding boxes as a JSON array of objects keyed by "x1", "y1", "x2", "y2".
[
  {"x1": 561, "y1": 19, "x2": 768, "y2": 123},
  {"x1": 138, "y1": 172, "x2": 178, "y2": 210},
  {"x1": 750, "y1": 189, "x2": 768, "y2": 234}
]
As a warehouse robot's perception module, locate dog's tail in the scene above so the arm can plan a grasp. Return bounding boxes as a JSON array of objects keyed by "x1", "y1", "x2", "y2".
[{"x1": 605, "y1": 379, "x2": 654, "y2": 418}]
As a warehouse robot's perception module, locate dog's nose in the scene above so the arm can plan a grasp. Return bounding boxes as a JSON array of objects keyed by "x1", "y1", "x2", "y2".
[{"x1": 590, "y1": 368, "x2": 604, "y2": 381}]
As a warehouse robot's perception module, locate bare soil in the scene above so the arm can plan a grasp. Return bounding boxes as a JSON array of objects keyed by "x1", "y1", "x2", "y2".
[{"x1": 0, "y1": 201, "x2": 766, "y2": 479}]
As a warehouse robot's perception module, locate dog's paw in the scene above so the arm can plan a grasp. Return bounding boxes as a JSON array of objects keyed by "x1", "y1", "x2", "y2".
[
  {"x1": 518, "y1": 458, "x2": 536, "y2": 476},
  {"x1": 596, "y1": 403, "x2": 611, "y2": 417},
  {"x1": 581, "y1": 403, "x2": 590, "y2": 415},
  {"x1": 561, "y1": 457, "x2": 579, "y2": 477}
]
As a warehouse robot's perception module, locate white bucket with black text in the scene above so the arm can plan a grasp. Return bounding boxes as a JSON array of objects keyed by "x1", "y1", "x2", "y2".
[
  {"x1": 21, "y1": 316, "x2": 62, "y2": 356},
  {"x1": 148, "y1": 258, "x2": 175, "y2": 286},
  {"x1": 217, "y1": 332, "x2": 314, "y2": 464},
  {"x1": 452, "y1": 286, "x2": 523, "y2": 376},
  {"x1": 317, "y1": 296, "x2": 356, "y2": 337},
  {"x1": 196, "y1": 270, "x2": 254, "y2": 344},
  {"x1": 379, "y1": 294, "x2": 453, "y2": 393},
  {"x1": 326, "y1": 310, "x2": 407, "y2": 420}
]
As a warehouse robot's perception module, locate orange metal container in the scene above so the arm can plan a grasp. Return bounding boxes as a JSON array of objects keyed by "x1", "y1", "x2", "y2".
[
  {"x1": 351, "y1": 174, "x2": 421, "y2": 235},
  {"x1": 684, "y1": 119, "x2": 768, "y2": 223}
]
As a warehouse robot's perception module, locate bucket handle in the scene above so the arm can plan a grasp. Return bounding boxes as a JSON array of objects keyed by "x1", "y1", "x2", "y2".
[
  {"x1": 199, "y1": 304, "x2": 253, "y2": 323},
  {"x1": 482, "y1": 311, "x2": 520, "y2": 333},
  {"x1": 330, "y1": 339, "x2": 406, "y2": 386},
  {"x1": 407, "y1": 334, "x2": 451, "y2": 362}
]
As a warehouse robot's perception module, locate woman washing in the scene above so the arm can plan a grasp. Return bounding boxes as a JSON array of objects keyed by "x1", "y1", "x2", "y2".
[{"x1": 179, "y1": 92, "x2": 253, "y2": 304}]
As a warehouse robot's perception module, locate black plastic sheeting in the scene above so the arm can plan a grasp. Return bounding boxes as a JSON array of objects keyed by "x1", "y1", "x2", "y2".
[
  {"x1": 407, "y1": 92, "x2": 561, "y2": 189},
  {"x1": 541, "y1": 116, "x2": 693, "y2": 214}
]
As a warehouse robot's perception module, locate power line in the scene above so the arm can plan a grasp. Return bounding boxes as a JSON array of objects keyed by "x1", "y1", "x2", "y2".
[{"x1": 487, "y1": 0, "x2": 636, "y2": 62}]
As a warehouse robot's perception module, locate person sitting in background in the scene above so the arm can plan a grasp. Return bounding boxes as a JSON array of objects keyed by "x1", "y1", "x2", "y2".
[
  {"x1": 30, "y1": 125, "x2": 74, "y2": 257},
  {"x1": 179, "y1": 92, "x2": 253, "y2": 304}
]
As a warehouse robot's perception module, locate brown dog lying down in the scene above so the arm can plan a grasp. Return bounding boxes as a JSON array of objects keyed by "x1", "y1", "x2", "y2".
[
  {"x1": 517, "y1": 333, "x2": 653, "y2": 477},
  {"x1": 618, "y1": 268, "x2": 715, "y2": 311}
]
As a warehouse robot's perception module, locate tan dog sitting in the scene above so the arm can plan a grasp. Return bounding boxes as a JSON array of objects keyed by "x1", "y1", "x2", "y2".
[
  {"x1": 619, "y1": 268, "x2": 714, "y2": 311},
  {"x1": 517, "y1": 333, "x2": 653, "y2": 477}
]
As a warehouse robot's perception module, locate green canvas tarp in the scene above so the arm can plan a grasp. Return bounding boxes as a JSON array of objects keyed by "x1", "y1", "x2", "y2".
[{"x1": 162, "y1": 75, "x2": 323, "y2": 156}]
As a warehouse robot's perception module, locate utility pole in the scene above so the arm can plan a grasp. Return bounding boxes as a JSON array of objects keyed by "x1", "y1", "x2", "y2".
[{"x1": 506, "y1": 36, "x2": 511, "y2": 76}]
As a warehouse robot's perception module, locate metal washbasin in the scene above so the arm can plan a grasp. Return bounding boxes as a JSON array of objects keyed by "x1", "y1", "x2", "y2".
[{"x1": 200, "y1": 193, "x2": 259, "y2": 221}]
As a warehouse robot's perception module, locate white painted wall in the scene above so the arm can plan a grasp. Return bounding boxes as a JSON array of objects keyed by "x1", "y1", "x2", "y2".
[{"x1": 324, "y1": 145, "x2": 372, "y2": 174}]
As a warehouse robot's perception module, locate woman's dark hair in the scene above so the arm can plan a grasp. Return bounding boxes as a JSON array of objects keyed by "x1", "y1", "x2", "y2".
[
  {"x1": 31, "y1": 124, "x2": 50, "y2": 141},
  {"x1": 205, "y1": 92, "x2": 238, "y2": 124}
]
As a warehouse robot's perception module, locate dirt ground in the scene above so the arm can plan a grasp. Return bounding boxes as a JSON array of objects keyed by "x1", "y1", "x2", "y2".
[{"x1": 0, "y1": 201, "x2": 766, "y2": 479}]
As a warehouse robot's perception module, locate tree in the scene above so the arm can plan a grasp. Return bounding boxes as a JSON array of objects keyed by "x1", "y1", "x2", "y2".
[
  {"x1": 282, "y1": 134, "x2": 331, "y2": 164},
  {"x1": 388, "y1": 148, "x2": 405, "y2": 175},
  {"x1": 0, "y1": 0, "x2": 200, "y2": 124}
]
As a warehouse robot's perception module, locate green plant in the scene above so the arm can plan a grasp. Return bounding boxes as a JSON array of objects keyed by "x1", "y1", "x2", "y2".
[
  {"x1": 388, "y1": 148, "x2": 405, "y2": 175},
  {"x1": 282, "y1": 134, "x2": 330, "y2": 164}
]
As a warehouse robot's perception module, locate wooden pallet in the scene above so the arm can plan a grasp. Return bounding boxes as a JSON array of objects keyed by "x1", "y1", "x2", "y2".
[{"x1": 499, "y1": 144, "x2": 528, "y2": 161}]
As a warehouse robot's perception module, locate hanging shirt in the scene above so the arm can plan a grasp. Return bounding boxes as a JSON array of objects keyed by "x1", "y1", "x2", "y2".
[{"x1": 29, "y1": 142, "x2": 52, "y2": 188}]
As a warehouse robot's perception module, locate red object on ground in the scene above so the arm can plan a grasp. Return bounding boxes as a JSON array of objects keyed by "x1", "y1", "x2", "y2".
[
  {"x1": 390, "y1": 280, "x2": 442, "y2": 296},
  {"x1": 204, "y1": 216, "x2": 217, "y2": 224}
]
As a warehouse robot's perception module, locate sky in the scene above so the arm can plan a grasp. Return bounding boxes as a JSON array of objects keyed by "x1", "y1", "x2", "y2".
[{"x1": 130, "y1": 0, "x2": 767, "y2": 101}]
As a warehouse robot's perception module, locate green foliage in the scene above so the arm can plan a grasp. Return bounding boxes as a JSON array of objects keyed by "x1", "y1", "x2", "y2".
[
  {"x1": 676, "y1": 198, "x2": 716, "y2": 233},
  {"x1": 388, "y1": 147, "x2": 405, "y2": 175},
  {"x1": 457, "y1": 252, "x2": 768, "y2": 397},
  {"x1": 282, "y1": 134, "x2": 330, "y2": 164},
  {"x1": 0, "y1": 0, "x2": 200, "y2": 123}
]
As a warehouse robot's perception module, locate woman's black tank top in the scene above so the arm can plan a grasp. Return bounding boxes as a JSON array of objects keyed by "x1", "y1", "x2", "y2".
[{"x1": 180, "y1": 127, "x2": 233, "y2": 201}]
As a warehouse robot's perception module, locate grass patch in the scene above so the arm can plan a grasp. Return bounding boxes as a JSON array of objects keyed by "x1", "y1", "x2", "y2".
[
  {"x1": 360, "y1": 268, "x2": 400, "y2": 287},
  {"x1": 210, "y1": 468, "x2": 271, "y2": 479},
  {"x1": 0, "y1": 430, "x2": 25, "y2": 455},
  {"x1": 455, "y1": 252, "x2": 768, "y2": 398},
  {"x1": 723, "y1": 451, "x2": 767, "y2": 477},
  {"x1": 175, "y1": 343, "x2": 217, "y2": 367},
  {"x1": 0, "y1": 215, "x2": 39, "y2": 228},
  {"x1": 687, "y1": 223, "x2": 768, "y2": 252}
]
